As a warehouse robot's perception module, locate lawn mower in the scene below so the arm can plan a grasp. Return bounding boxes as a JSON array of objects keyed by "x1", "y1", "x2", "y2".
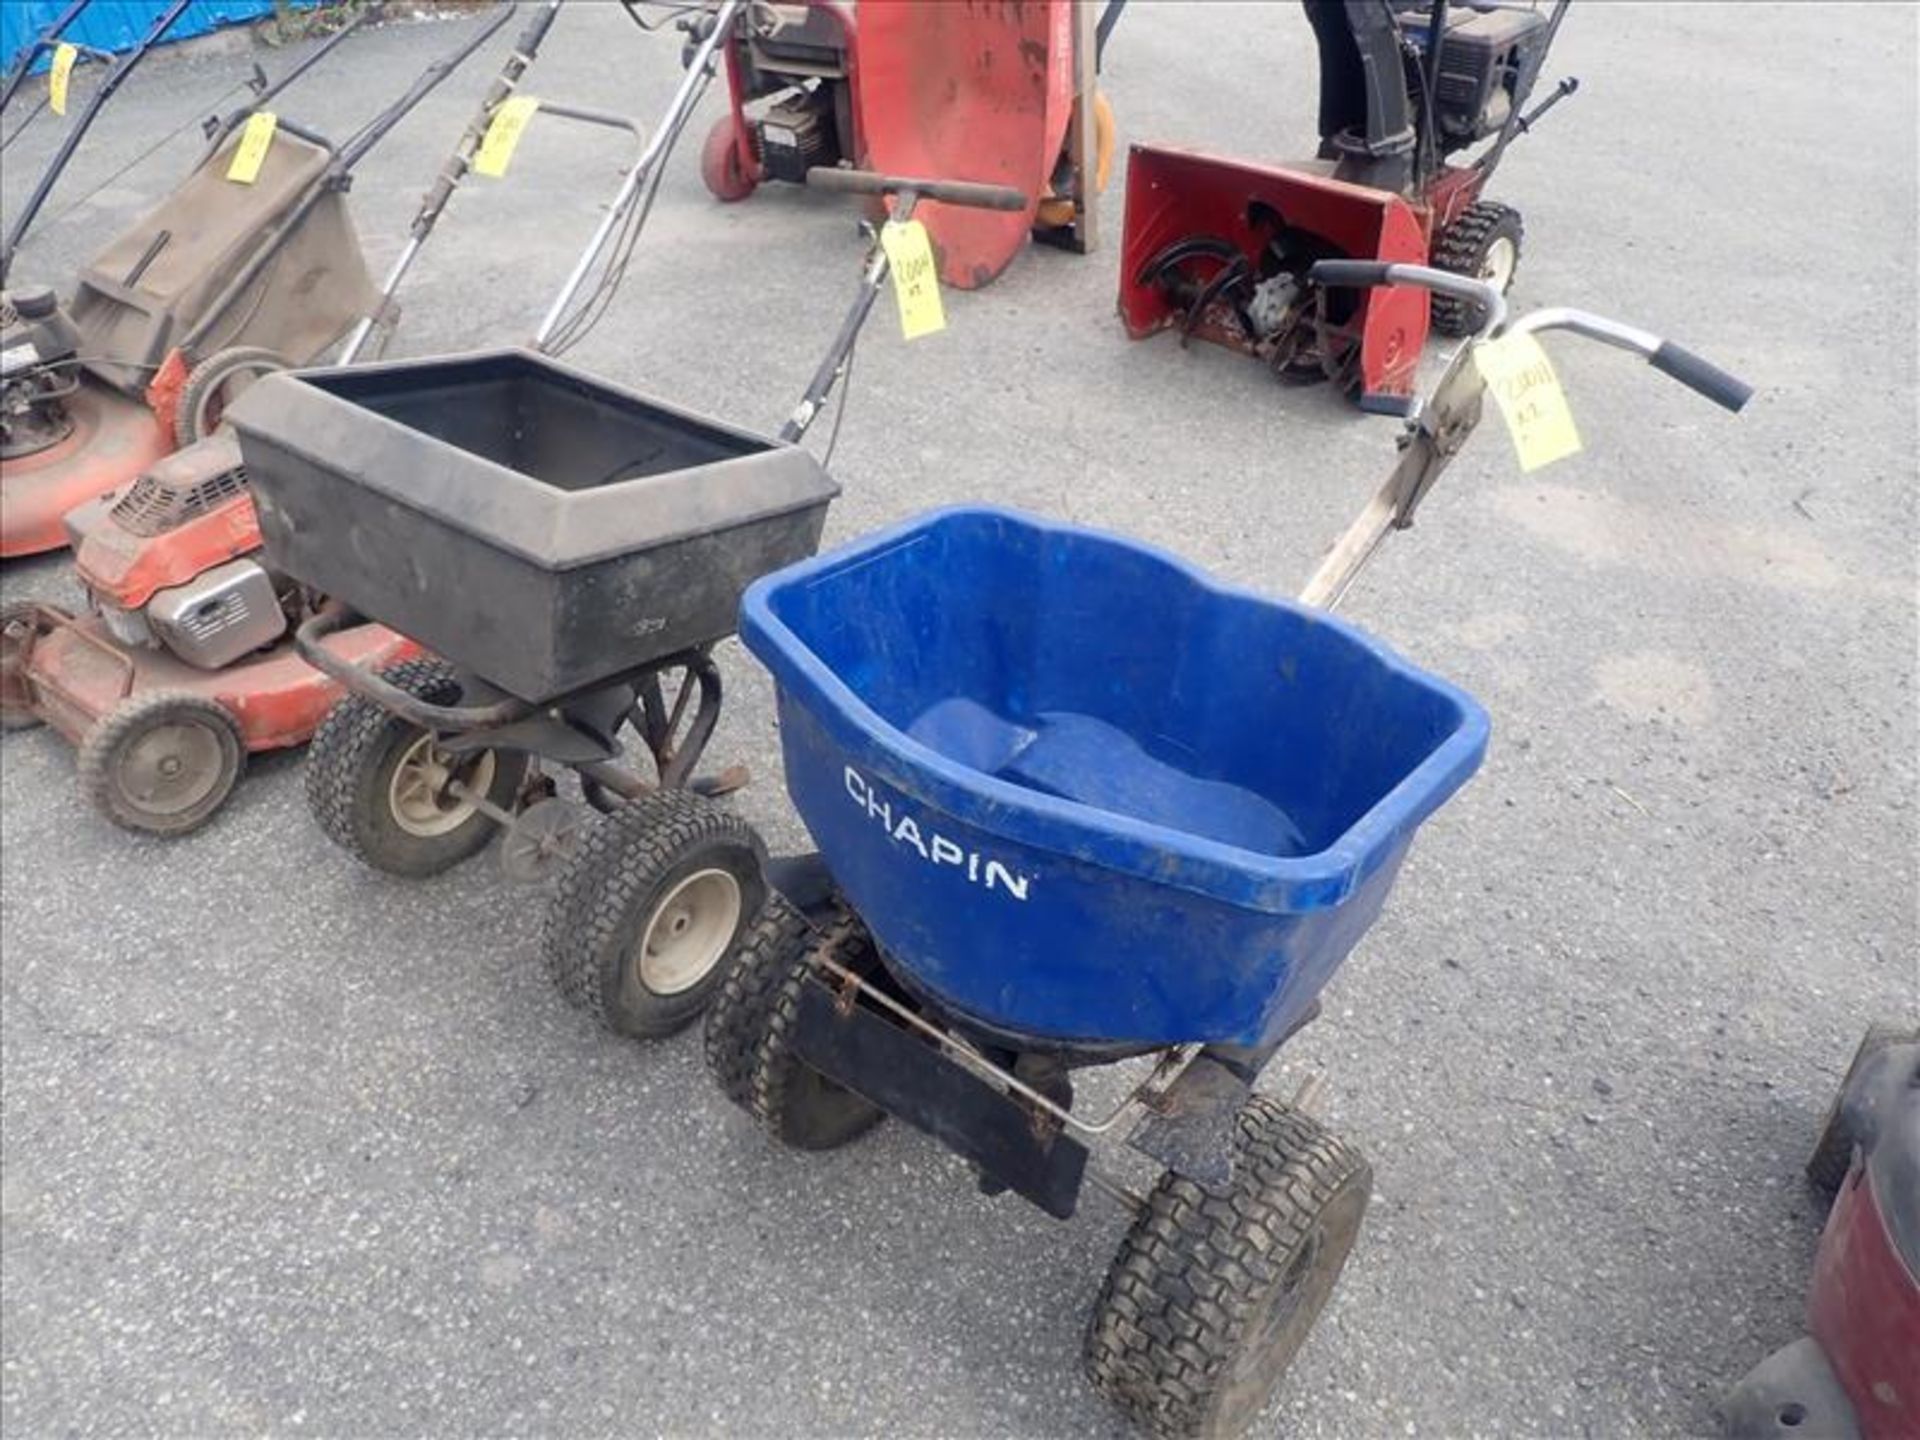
[
  {"x1": 692, "y1": 0, "x2": 1122, "y2": 287},
  {"x1": 0, "y1": 0, "x2": 195, "y2": 280},
  {"x1": 1121, "y1": 0, "x2": 1577, "y2": 410},
  {"x1": 0, "y1": 0, "x2": 717, "y2": 835},
  {"x1": 0, "y1": 1, "x2": 511, "y2": 560},
  {"x1": 1721, "y1": 1023, "x2": 1920, "y2": 1440},
  {"x1": 222, "y1": 166, "x2": 1026, "y2": 1045},
  {"x1": 702, "y1": 263, "x2": 1749, "y2": 1436}
]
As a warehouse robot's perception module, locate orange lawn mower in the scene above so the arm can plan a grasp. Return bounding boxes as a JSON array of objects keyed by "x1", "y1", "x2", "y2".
[
  {"x1": 0, "y1": 0, "x2": 739, "y2": 835},
  {"x1": 0, "y1": 2, "x2": 515, "y2": 562},
  {"x1": 690, "y1": 0, "x2": 1123, "y2": 287}
]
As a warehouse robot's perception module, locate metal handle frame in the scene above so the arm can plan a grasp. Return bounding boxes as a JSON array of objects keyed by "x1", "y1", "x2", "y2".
[
  {"x1": 1299, "y1": 263, "x2": 1748, "y2": 610},
  {"x1": 531, "y1": 0, "x2": 747, "y2": 347}
]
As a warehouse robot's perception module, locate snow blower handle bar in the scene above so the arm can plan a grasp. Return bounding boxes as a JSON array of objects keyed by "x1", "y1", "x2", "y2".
[
  {"x1": 805, "y1": 167, "x2": 1029, "y2": 212},
  {"x1": 1308, "y1": 261, "x2": 1754, "y2": 413}
]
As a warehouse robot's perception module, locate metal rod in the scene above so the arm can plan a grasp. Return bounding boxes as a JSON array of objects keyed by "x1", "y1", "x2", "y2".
[
  {"x1": 532, "y1": 0, "x2": 745, "y2": 347},
  {"x1": 202, "y1": 2, "x2": 384, "y2": 158},
  {"x1": 0, "y1": 0, "x2": 93, "y2": 113},
  {"x1": 1472, "y1": 0, "x2": 1573, "y2": 186},
  {"x1": 338, "y1": 2, "x2": 515, "y2": 171},
  {"x1": 1081, "y1": 1166, "x2": 1146, "y2": 1214},
  {"x1": 186, "y1": 9, "x2": 512, "y2": 357},
  {"x1": 812, "y1": 952, "x2": 1192, "y2": 1139},
  {"x1": 0, "y1": 0, "x2": 193, "y2": 282},
  {"x1": 342, "y1": 0, "x2": 571, "y2": 363}
]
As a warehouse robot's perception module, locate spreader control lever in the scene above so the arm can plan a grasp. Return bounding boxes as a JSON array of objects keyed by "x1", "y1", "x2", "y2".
[{"x1": 807, "y1": 167, "x2": 1029, "y2": 213}]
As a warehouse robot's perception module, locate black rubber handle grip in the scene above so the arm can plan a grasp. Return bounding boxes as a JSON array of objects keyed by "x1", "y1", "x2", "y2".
[
  {"x1": 806, "y1": 166, "x2": 1029, "y2": 212},
  {"x1": 1650, "y1": 341, "x2": 1753, "y2": 413},
  {"x1": 1307, "y1": 260, "x2": 1396, "y2": 289}
]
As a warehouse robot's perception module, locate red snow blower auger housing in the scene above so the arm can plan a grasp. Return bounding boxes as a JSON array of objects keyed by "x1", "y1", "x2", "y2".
[
  {"x1": 692, "y1": 0, "x2": 1121, "y2": 289},
  {"x1": 1120, "y1": 0, "x2": 1576, "y2": 410}
]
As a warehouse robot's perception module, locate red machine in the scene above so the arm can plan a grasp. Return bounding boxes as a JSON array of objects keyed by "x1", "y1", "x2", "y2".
[
  {"x1": 0, "y1": 12, "x2": 513, "y2": 559},
  {"x1": 0, "y1": 0, "x2": 690, "y2": 836},
  {"x1": 1721, "y1": 1026, "x2": 1920, "y2": 1439},
  {"x1": 1120, "y1": 0, "x2": 1576, "y2": 409},
  {"x1": 695, "y1": 0, "x2": 1117, "y2": 289}
]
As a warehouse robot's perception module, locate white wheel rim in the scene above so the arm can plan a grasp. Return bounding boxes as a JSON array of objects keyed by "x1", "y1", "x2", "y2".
[
  {"x1": 635, "y1": 868, "x2": 741, "y2": 995},
  {"x1": 1481, "y1": 235, "x2": 1518, "y2": 294},
  {"x1": 388, "y1": 733, "x2": 496, "y2": 838}
]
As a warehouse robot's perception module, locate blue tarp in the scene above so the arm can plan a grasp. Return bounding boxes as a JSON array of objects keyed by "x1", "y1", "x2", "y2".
[{"x1": 3, "y1": 1, "x2": 318, "y2": 80}]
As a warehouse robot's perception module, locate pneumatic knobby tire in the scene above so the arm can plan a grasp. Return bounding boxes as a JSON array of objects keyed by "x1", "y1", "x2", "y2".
[
  {"x1": 749, "y1": 914, "x2": 885, "y2": 1151},
  {"x1": 704, "y1": 892, "x2": 813, "y2": 1111},
  {"x1": 1429, "y1": 200, "x2": 1524, "y2": 337},
  {"x1": 1085, "y1": 1096, "x2": 1372, "y2": 1439},
  {"x1": 540, "y1": 789, "x2": 766, "y2": 1040},
  {"x1": 304, "y1": 658, "x2": 527, "y2": 878}
]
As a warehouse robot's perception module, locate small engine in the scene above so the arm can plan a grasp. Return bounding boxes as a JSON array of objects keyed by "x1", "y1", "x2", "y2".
[
  {"x1": 0, "y1": 285, "x2": 82, "y2": 461},
  {"x1": 67, "y1": 444, "x2": 300, "y2": 671},
  {"x1": 754, "y1": 86, "x2": 840, "y2": 186},
  {"x1": 1397, "y1": 4, "x2": 1555, "y2": 151}
]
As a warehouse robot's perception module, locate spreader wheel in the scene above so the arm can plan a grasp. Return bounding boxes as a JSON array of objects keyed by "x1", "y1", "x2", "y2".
[
  {"x1": 704, "y1": 891, "x2": 813, "y2": 1111},
  {"x1": 0, "y1": 601, "x2": 64, "y2": 731},
  {"x1": 1085, "y1": 1097, "x2": 1371, "y2": 1439},
  {"x1": 175, "y1": 345, "x2": 287, "y2": 444},
  {"x1": 304, "y1": 658, "x2": 528, "y2": 878},
  {"x1": 700, "y1": 115, "x2": 757, "y2": 203},
  {"x1": 735, "y1": 910, "x2": 884, "y2": 1150},
  {"x1": 1429, "y1": 201, "x2": 1524, "y2": 337},
  {"x1": 77, "y1": 690, "x2": 245, "y2": 836},
  {"x1": 540, "y1": 789, "x2": 766, "y2": 1039}
]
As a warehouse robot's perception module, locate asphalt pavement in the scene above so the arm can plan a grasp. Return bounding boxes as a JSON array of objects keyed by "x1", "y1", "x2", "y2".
[{"x1": 2, "y1": 3, "x2": 1916, "y2": 1436}]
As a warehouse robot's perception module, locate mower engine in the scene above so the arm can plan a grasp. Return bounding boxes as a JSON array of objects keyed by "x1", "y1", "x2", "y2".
[
  {"x1": 62, "y1": 437, "x2": 298, "y2": 671},
  {"x1": 0, "y1": 286, "x2": 82, "y2": 461}
]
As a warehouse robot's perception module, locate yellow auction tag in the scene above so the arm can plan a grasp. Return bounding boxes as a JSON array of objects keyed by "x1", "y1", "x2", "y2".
[
  {"x1": 474, "y1": 95, "x2": 540, "y2": 178},
  {"x1": 1473, "y1": 330, "x2": 1582, "y2": 472},
  {"x1": 226, "y1": 111, "x2": 278, "y2": 184},
  {"x1": 879, "y1": 219, "x2": 945, "y2": 341},
  {"x1": 49, "y1": 43, "x2": 76, "y2": 117}
]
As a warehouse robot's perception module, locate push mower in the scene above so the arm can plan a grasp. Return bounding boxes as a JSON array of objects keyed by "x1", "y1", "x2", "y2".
[
  {"x1": 0, "y1": 2, "x2": 512, "y2": 559},
  {"x1": 701, "y1": 263, "x2": 1750, "y2": 1436},
  {"x1": 0, "y1": 0, "x2": 717, "y2": 835},
  {"x1": 1122, "y1": 0, "x2": 1577, "y2": 409},
  {"x1": 693, "y1": 0, "x2": 1122, "y2": 287},
  {"x1": 1721, "y1": 1024, "x2": 1920, "y2": 1440},
  {"x1": 0, "y1": 0, "x2": 197, "y2": 280},
  {"x1": 221, "y1": 167, "x2": 1026, "y2": 1041}
]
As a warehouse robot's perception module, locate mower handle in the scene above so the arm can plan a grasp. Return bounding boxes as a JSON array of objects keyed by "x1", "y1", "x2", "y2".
[
  {"x1": 1309, "y1": 260, "x2": 1508, "y2": 337},
  {"x1": 806, "y1": 166, "x2": 1029, "y2": 212}
]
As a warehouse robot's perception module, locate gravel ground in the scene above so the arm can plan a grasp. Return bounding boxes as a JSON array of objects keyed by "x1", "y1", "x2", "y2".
[{"x1": 2, "y1": 3, "x2": 1915, "y2": 1436}]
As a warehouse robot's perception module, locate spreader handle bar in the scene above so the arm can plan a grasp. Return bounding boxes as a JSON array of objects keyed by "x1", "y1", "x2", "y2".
[
  {"x1": 1309, "y1": 260, "x2": 1508, "y2": 337},
  {"x1": 1511, "y1": 307, "x2": 1753, "y2": 413},
  {"x1": 805, "y1": 166, "x2": 1029, "y2": 212}
]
